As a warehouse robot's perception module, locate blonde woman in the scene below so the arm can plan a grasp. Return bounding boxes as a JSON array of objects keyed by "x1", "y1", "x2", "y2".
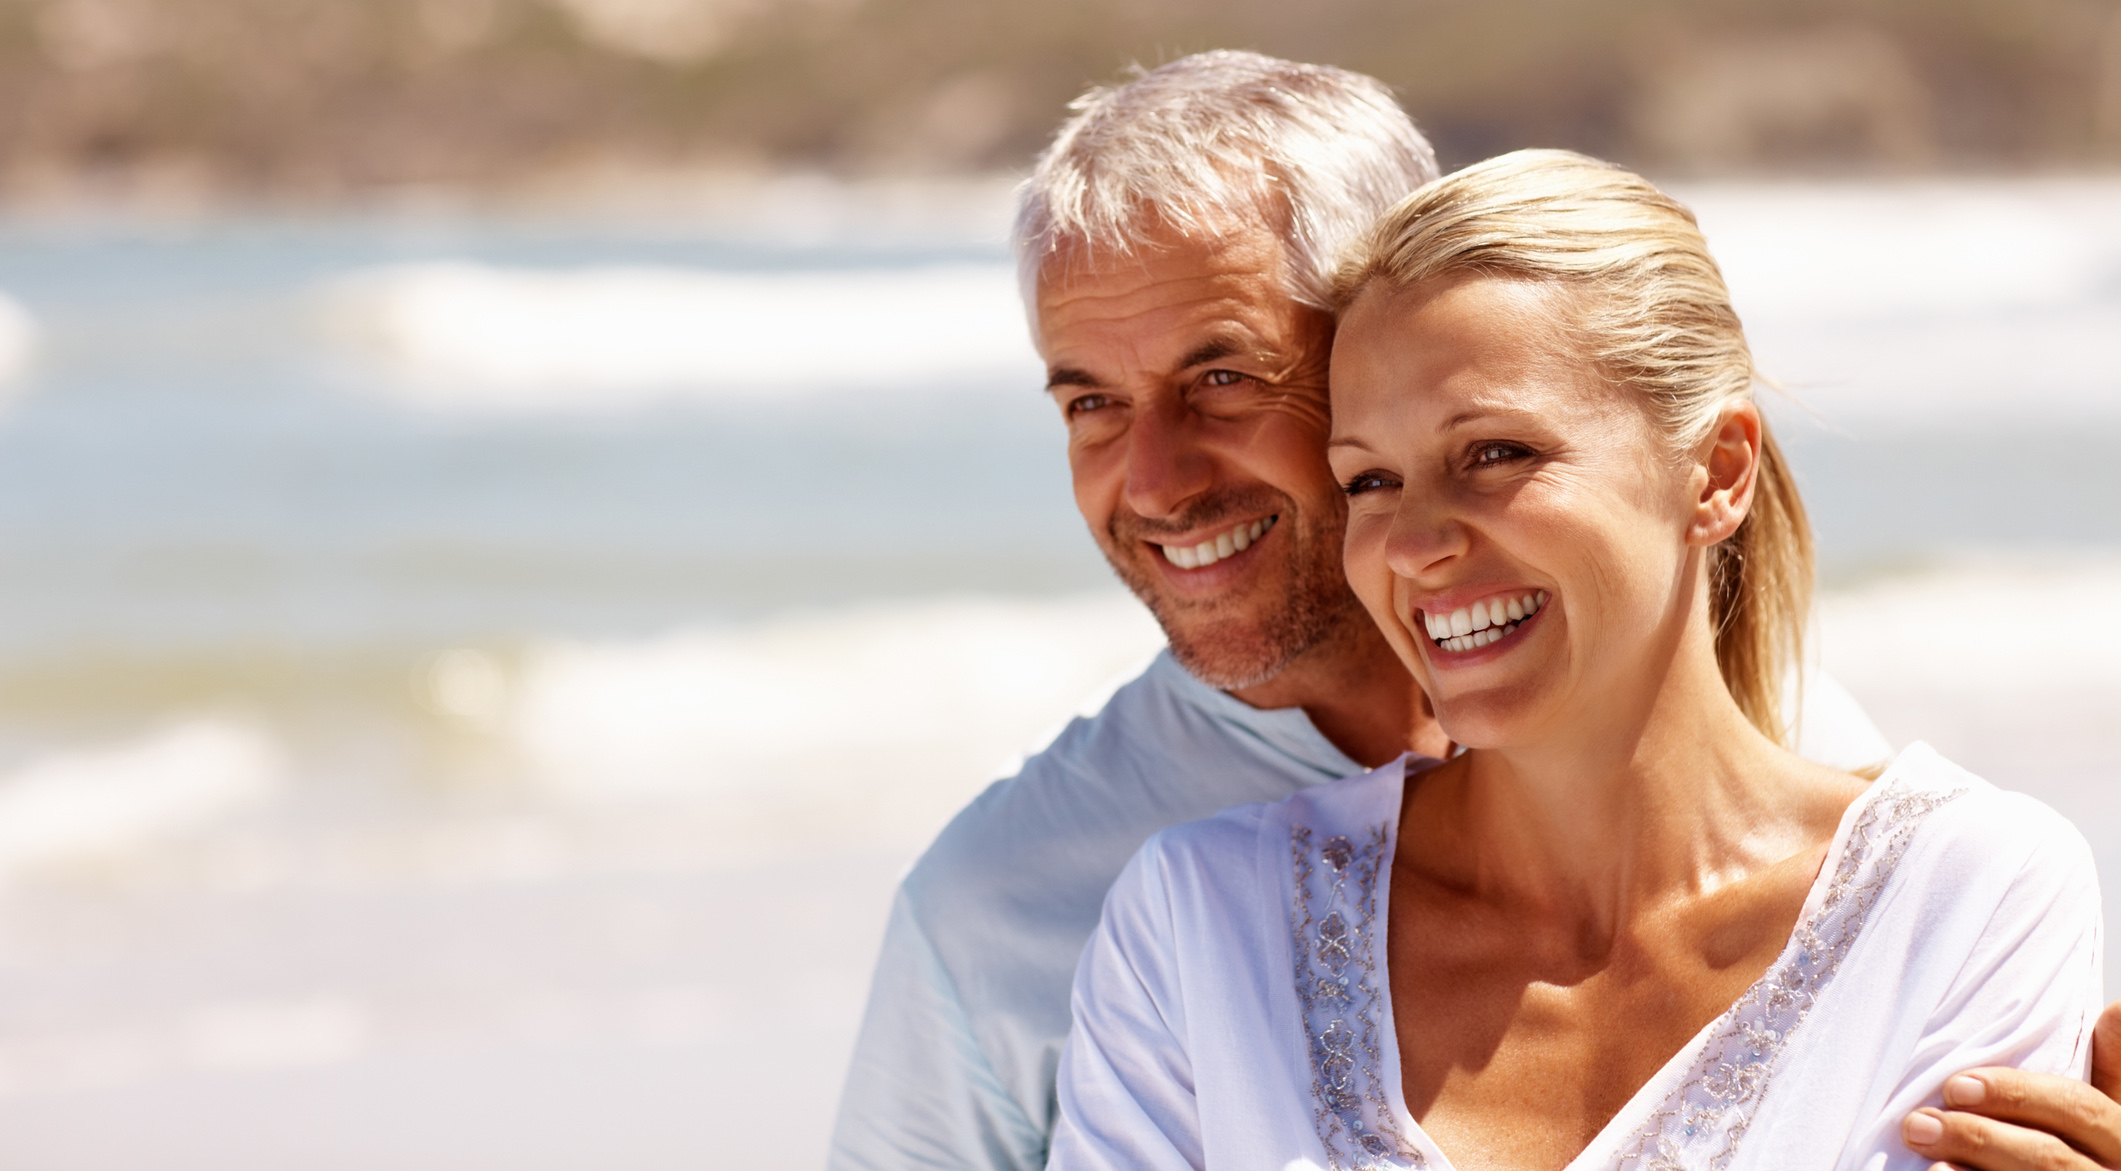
[{"x1": 1047, "y1": 151, "x2": 2104, "y2": 1171}]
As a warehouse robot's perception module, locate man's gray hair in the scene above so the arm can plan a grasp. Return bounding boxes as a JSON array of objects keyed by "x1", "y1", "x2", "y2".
[{"x1": 1013, "y1": 50, "x2": 1440, "y2": 323}]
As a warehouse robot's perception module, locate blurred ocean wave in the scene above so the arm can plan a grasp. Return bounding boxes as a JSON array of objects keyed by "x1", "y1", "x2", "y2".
[
  {"x1": 1822, "y1": 554, "x2": 2121, "y2": 693},
  {"x1": 0, "y1": 289, "x2": 31, "y2": 383},
  {"x1": 1691, "y1": 180, "x2": 2121, "y2": 320},
  {"x1": 318, "y1": 261, "x2": 1037, "y2": 408},
  {"x1": 0, "y1": 721, "x2": 280, "y2": 883},
  {"x1": 1681, "y1": 180, "x2": 2121, "y2": 422},
  {"x1": 506, "y1": 593, "x2": 1161, "y2": 802}
]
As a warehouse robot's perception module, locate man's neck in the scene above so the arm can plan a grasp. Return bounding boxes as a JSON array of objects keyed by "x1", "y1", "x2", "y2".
[{"x1": 1228, "y1": 620, "x2": 1444, "y2": 768}]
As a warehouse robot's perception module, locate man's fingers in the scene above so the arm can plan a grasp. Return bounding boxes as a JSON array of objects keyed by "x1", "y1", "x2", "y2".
[
  {"x1": 1939, "y1": 1068, "x2": 2121, "y2": 1167},
  {"x1": 1904, "y1": 1107, "x2": 2105, "y2": 1171},
  {"x1": 2092, "y1": 1000, "x2": 2121, "y2": 1101}
]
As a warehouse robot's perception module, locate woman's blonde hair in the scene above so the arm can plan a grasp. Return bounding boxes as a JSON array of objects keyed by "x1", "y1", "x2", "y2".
[{"x1": 1333, "y1": 149, "x2": 1812, "y2": 744}]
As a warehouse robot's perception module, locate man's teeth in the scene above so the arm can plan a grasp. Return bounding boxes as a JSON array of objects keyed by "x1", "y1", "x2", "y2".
[
  {"x1": 1160, "y1": 516, "x2": 1275, "y2": 570},
  {"x1": 1424, "y1": 591, "x2": 1548, "y2": 653}
]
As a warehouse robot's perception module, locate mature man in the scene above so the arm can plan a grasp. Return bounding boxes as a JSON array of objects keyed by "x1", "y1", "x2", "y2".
[{"x1": 828, "y1": 51, "x2": 2121, "y2": 1171}]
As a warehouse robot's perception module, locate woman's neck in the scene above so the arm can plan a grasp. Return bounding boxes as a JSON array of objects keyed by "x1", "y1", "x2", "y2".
[{"x1": 1403, "y1": 619, "x2": 1846, "y2": 950}]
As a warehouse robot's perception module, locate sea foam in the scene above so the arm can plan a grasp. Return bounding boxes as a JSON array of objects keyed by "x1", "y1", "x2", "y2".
[
  {"x1": 496, "y1": 592, "x2": 1164, "y2": 805},
  {"x1": 0, "y1": 721, "x2": 282, "y2": 879},
  {"x1": 1680, "y1": 180, "x2": 2121, "y2": 421},
  {"x1": 1687, "y1": 180, "x2": 2121, "y2": 321},
  {"x1": 0, "y1": 290, "x2": 34, "y2": 382},
  {"x1": 322, "y1": 261, "x2": 1039, "y2": 408},
  {"x1": 1819, "y1": 555, "x2": 2121, "y2": 694}
]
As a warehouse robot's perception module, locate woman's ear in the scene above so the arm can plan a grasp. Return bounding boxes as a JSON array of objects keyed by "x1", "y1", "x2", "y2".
[{"x1": 1687, "y1": 400, "x2": 1762, "y2": 548}]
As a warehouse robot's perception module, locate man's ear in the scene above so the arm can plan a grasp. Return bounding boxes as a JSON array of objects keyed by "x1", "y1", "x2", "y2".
[{"x1": 1687, "y1": 401, "x2": 1762, "y2": 549}]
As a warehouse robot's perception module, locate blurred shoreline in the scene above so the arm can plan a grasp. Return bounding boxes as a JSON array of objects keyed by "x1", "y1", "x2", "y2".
[
  {"x1": 5, "y1": 0, "x2": 2121, "y2": 206},
  {"x1": 0, "y1": 171, "x2": 1025, "y2": 250},
  {"x1": 14, "y1": 164, "x2": 2121, "y2": 232}
]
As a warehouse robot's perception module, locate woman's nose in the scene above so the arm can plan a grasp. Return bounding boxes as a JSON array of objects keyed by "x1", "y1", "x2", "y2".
[
  {"x1": 1121, "y1": 401, "x2": 1214, "y2": 520},
  {"x1": 1382, "y1": 492, "x2": 1467, "y2": 579}
]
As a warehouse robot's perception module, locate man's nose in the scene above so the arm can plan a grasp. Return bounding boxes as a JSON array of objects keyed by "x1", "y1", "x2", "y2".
[{"x1": 1120, "y1": 400, "x2": 1214, "y2": 520}]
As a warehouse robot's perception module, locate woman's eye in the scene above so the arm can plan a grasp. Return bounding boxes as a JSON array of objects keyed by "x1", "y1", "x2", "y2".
[{"x1": 1341, "y1": 471, "x2": 1397, "y2": 496}]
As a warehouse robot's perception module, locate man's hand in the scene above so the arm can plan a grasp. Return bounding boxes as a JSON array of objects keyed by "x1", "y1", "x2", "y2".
[{"x1": 1901, "y1": 1000, "x2": 2121, "y2": 1170}]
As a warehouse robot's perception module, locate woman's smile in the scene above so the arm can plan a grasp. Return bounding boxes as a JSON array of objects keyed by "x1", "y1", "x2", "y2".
[{"x1": 1416, "y1": 588, "x2": 1550, "y2": 660}]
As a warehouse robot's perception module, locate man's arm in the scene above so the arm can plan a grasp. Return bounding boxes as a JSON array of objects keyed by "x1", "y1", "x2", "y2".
[
  {"x1": 1048, "y1": 841, "x2": 1202, "y2": 1171},
  {"x1": 827, "y1": 890, "x2": 1048, "y2": 1171},
  {"x1": 1902, "y1": 999, "x2": 2121, "y2": 1170}
]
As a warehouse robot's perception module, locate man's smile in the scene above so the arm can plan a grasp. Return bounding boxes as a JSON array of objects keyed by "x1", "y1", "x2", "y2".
[{"x1": 1154, "y1": 515, "x2": 1279, "y2": 570}]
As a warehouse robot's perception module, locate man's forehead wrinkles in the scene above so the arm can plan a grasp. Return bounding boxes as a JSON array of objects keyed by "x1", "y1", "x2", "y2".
[
  {"x1": 1033, "y1": 242, "x2": 1325, "y2": 391},
  {"x1": 1042, "y1": 235, "x2": 1280, "y2": 293},
  {"x1": 1042, "y1": 281, "x2": 1273, "y2": 332},
  {"x1": 1042, "y1": 304, "x2": 1286, "y2": 374}
]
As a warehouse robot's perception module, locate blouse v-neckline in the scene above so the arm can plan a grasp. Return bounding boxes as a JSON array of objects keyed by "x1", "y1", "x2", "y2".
[{"x1": 1284, "y1": 744, "x2": 1964, "y2": 1171}]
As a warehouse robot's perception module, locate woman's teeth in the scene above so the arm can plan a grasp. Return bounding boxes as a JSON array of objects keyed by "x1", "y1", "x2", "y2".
[
  {"x1": 1160, "y1": 516, "x2": 1275, "y2": 570},
  {"x1": 1424, "y1": 591, "x2": 1548, "y2": 653}
]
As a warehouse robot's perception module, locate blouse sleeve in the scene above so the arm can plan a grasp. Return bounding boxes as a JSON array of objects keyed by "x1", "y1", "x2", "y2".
[
  {"x1": 1842, "y1": 795, "x2": 2106, "y2": 1171},
  {"x1": 1048, "y1": 837, "x2": 1206, "y2": 1171}
]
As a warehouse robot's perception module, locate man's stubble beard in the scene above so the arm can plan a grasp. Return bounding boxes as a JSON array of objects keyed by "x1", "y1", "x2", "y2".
[{"x1": 1102, "y1": 489, "x2": 1371, "y2": 691}]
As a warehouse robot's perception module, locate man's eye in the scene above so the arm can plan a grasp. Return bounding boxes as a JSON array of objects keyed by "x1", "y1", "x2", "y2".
[
  {"x1": 1341, "y1": 471, "x2": 1397, "y2": 496},
  {"x1": 1201, "y1": 370, "x2": 1248, "y2": 387},
  {"x1": 1470, "y1": 442, "x2": 1531, "y2": 468},
  {"x1": 1065, "y1": 393, "x2": 1112, "y2": 417}
]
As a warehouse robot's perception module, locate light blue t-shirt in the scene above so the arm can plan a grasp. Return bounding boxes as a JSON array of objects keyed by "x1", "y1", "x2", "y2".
[{"x1": 826, "y1": 649, "x2": 1891, "y2": 1171}]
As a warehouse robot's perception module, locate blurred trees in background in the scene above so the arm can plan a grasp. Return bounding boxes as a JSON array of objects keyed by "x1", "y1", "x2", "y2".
[{"x1": 1, "y1": 0, "x2": 2119, "y2": 202}]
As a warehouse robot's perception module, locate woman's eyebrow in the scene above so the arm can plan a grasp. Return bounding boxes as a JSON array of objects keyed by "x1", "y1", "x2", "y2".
[{"x1": 1441, "y1": 404, "x2": 1539, "y2": 430}]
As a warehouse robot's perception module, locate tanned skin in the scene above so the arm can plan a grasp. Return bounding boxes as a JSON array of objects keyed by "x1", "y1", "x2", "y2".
[
  {"x1": 1035, "y1": 220, "x2": 2121, "y2": 1171},
  {"x1": 1036, "y1": 220, "x2": 1447, "y2": 766}
]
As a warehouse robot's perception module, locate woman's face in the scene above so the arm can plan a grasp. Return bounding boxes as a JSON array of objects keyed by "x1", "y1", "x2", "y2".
[{"x1": 1327, "y1": 274, "x2": 1709, "y2": 749}]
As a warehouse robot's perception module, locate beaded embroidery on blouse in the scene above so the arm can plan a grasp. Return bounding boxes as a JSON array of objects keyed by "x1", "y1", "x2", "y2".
[
  {"x1": 1288, "y1": 766, "x2": 1962, "y2": 1171},
  {"x1": 1611, "y1": 770, "x2": 1967, "y2": 1171},
  {"x1": 1290, "y1": 819, "x2": 1424, "y2": 1170}
]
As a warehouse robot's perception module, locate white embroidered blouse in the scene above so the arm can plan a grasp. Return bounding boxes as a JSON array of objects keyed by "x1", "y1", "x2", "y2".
[{"x1": 1049, "y1": 743, "x2": 2105, "y2": 1171}]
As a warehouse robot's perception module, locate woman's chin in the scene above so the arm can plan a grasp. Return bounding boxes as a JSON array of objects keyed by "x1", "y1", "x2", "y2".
[{"x1": 1428, "y1": 684, "x2": 1554, "y2": 751}]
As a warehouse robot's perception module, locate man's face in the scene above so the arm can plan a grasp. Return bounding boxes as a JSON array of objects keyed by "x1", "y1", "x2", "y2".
[{"x1": 1034, "y1": 223, "x2": 1368, "y2": 691}]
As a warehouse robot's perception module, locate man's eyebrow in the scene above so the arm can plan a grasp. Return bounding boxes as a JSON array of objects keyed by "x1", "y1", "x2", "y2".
[
  {"x1": 1176, "y1": 338, "x2": 1245, "y2": 370},
  {"x1": 1045, "y1": 367, "x2": 1100, "y2": 391},
  {"x1": 1044, "y1": 335, "x2": 1255, "y2": 392}
]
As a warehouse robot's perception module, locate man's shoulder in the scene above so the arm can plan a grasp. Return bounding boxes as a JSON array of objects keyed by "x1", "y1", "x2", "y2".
[
  {"x1": 1135, "y1": 751, "x2": 1416, "y2": 873},
  {"x1": 904, "y1": 652, "x2": 1208, "y2": 898},
  {"x1": 896, "y1": 648, "x2": 1355, "y2": 946}
]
